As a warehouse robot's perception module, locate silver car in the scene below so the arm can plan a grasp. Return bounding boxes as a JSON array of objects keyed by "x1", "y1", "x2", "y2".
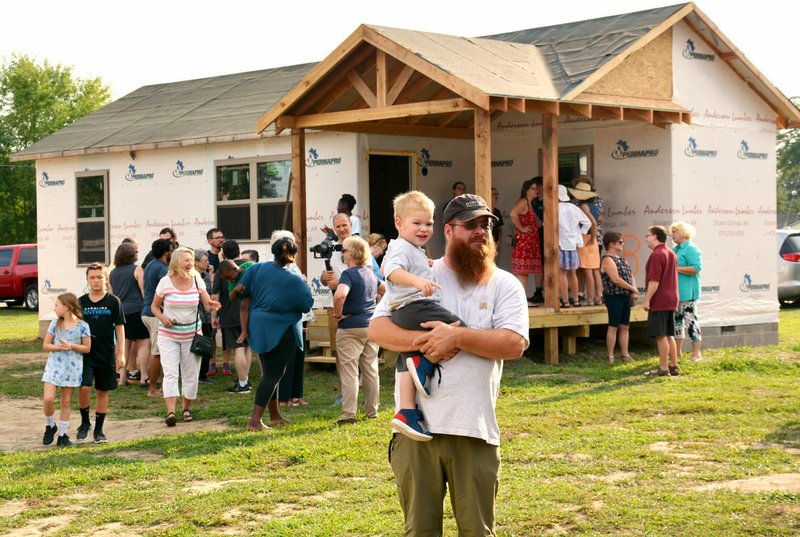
[{"x1": 777, "y1": 227, "x2": 800, "y2": 305}]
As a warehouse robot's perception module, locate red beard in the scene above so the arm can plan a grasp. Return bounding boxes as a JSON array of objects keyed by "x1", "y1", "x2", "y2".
[{"x1": 447, "y1": 233, "x2": 496, "y2": 286}]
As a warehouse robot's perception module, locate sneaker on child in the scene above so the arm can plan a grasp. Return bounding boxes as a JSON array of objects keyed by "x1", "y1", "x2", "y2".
[
  {"x1": 391, "y1": 409, "x2": 433, "y2": 442},
  {"x1": 406, "y1": 354, "x2": 436, "y2": 397},
  {"x1": 76, "y1": 422, "x2": 91, "y2": 440},
  {"x1": 42, "y1": 425, "x2": 57, "y2": 446}
]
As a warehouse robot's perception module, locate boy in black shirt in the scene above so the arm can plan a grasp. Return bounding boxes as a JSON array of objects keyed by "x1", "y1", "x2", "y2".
[{"x1": 77, "y1": 263, "x2": 125, "y2": 443}]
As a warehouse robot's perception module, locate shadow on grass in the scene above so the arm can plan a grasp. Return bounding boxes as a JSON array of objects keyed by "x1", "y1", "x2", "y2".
[{"x1": 764, "y1": 420, "x2": 800, "y2": 447}]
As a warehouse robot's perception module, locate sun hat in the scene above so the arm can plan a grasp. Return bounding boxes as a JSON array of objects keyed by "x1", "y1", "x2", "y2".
[
  {"x1": 567, "y1": 180, "x2": 597, "y2": 201},
  {"x1": 557, "y1": 184, "x2": 570, "y2": 202}
]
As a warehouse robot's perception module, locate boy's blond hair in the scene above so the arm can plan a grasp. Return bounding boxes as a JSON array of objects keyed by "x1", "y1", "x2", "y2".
[{"x1": 393, "y1": 190, "x2": 435, "y2": 219}]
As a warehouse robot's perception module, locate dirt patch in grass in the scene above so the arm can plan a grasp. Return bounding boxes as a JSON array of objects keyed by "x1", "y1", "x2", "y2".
[
  {"x1": 91, "y1": 522, "x2": 145, "y2": 537},
  {"x1": 0, "y1": 352, "x2": 46, "y2": 368},
  {"x1": 694, "y1": 473, "x2": 800, "y2": 492},
  {"x1": 588, "y1": 471, "x2": 637, "y2": 483},
  {"x1": 0, "y1": 395, "x2": 233, "y2": 452},
  {"x1": 6, "y1": 513, "x2": 77, "y2": 536},
  {"x1": 184, "y1": 479, "x2": 247, "y2": 494}
]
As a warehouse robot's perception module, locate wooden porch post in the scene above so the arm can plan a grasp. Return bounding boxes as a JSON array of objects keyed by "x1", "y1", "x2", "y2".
[
  {"x1": 542, "y1": 113, "x2": 560, "y2": 364},
  {"x1": 291, "y1": 128, "x2": 308, "y2": 275},
  {"x1": 474, "y1": 108, "x2": 491, "y2": 203}
]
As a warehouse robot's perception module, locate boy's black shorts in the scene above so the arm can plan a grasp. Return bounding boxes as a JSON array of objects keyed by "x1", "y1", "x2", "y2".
[{"x1": 81, "y1": 362, "x2": 118, "y2": 392}]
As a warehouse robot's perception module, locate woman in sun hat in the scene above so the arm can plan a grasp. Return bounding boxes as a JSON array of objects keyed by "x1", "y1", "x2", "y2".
[{"x1": 569, "y1": 176, "x2": 603, "y2": 305}]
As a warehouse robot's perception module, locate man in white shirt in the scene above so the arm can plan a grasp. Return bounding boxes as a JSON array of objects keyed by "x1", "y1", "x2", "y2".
[{"x1": 369, "y1": 193, "x2": 529, "y2": 536}]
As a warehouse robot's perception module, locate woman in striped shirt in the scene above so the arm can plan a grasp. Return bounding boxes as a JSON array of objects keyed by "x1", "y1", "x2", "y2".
[{"x1": 152, "y1": 247, "x2": 220, "y2": 426}]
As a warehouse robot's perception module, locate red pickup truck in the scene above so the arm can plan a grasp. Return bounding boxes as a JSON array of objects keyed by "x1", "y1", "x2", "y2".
[{"x1": 0, "y1": 244, "x2": 38, "y2": 311}]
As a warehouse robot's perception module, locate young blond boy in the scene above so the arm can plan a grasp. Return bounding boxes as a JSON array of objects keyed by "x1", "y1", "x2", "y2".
[{"x1": 384, "y1": 191, "x2": 462, "y2": 441}]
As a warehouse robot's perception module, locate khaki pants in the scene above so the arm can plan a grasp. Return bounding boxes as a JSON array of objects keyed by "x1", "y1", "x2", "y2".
[
  {"x1": 389, "y1": 433, "x2": 500, "y2": 536},
  {"x1": 336, "y1": 327, "x2": 379, "y2": 420}
]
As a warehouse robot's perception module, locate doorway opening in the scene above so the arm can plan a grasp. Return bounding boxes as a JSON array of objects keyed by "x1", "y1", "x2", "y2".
[{"x1": 368, "y1": 153, "x2": 413, "y2": 241}]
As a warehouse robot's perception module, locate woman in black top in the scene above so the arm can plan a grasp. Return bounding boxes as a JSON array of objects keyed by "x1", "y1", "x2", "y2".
[
  {"x1": 109, "y1": 241, "x2": 149, "y2": 386},
  {"x1": 600, "y1": 231, "x2": 639, "y2": 364}
]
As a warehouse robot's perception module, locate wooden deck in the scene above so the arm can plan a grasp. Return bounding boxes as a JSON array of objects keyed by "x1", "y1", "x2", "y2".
[
  {"x1": 529, "y1": 304, "x2": 648, "y2": 364},
  {"x1": 305, "y1": 305, "x2": 648, "y2": 365}
]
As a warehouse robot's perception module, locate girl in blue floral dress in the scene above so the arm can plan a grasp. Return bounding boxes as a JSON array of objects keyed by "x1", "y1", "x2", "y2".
[{"x1": 41, "y1": 293, "x2": 91, "y2": 447}]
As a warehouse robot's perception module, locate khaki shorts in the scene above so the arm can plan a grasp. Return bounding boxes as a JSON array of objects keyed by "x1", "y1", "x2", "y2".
[{"x1": 142, "y1": 315, "x2": 161, "y2": 355}]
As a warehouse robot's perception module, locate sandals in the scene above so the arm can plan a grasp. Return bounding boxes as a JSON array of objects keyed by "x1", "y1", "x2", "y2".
[
  {"x1": 182, "y1": 409, "x2": 194, "y2": 422},
  {"x1": 165, "y1": 412, "x2": 177, "y2": 427},
  {"x1": 645, "y1": 368, "x2": 670, "y2": 377},
  {"x1": 560, "y1": 300, "x2": 571, "y2": 309},
  {"x1": 620, "y1": 355, "x2": 633, "y2": 362}
]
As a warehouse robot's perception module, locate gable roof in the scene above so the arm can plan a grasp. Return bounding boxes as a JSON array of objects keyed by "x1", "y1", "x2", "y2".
[{"x1": 13, "y1": 3, "x2": 799, "y2": 161}]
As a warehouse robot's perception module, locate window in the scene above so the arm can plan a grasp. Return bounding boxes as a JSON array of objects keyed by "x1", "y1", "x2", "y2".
[
  {"x1": 18, "y1": 247, "x2": 37, "y2": 265},
  {"x1": 0, "y1": 249, "x2": 11, "y2": 267},
  {"x1": 538, "y1": 145, "x2": 594, "y2": 185},
  {"x1": 76, "y1": 171, "x2": 109, "y2": 264},
  {"x1": 215, "y1": 157, "x2": 292, "y2": 240}
]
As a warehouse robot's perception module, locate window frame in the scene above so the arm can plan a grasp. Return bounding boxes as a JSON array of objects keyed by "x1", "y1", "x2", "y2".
[
  {"x1": 75, "y1": 170, "x2": 110, "y2": 266},
  {"x1": 214, "y1": 155, "x2": 293, "y2": 241},
  {"x1": 537, "y1": 145, "x2": 594, "y2": 185}
]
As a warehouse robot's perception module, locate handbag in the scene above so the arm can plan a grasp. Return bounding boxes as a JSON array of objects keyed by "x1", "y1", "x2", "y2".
[{"x1": 189, "y1": 277, "x2": 214, "y2": 359}]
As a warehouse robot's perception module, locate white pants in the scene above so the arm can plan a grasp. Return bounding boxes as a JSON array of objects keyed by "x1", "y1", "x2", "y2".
[{"x1": 158, "y1": 338, "x2": 200, "y2": 400}]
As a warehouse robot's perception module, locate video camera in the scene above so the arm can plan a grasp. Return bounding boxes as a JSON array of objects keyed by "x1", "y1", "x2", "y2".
[{"x1": 310, "y1": 232, "x2": 341, "y2": 271}]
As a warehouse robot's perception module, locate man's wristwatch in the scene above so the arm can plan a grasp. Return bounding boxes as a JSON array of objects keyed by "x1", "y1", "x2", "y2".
[{"x1": 333, "y1": 313, "x2": 342, "y2": 319}]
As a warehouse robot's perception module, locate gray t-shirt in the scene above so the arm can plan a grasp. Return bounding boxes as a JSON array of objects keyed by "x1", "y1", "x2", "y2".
[
  {"x1": 372, "y1": 259, "x2": 529, "y2": 446},
  {"x1": 383, "y1": 237, "x2": 441, "y2": 310}
]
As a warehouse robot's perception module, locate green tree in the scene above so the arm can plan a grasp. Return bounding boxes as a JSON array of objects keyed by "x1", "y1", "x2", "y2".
[
  {"x1": 776, "y1": 97, "x2": 800, "y2": 226},
  {"x1": 0, "y1": 53, "x2": 110, "y2": 243}
]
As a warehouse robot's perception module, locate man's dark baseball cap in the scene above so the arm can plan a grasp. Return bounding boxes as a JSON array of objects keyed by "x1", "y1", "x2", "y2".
[{"x1": 442, "y1": 194, "x2": 499, "y2": 224}]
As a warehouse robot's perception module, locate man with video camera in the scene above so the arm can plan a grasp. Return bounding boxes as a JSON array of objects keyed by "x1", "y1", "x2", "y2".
[{"x1": 319, "y1": 213, "x2": 352, "y2": 291}]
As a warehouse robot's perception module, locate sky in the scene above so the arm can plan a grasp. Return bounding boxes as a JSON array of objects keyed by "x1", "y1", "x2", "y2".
[{"x1": 2, "y1": 0, "x2": 798, "y2": 102}]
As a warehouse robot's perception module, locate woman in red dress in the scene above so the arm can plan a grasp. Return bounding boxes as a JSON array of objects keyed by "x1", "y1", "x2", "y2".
[{"x1": 510, "y1": 178, "x2": 542, "y2": 302}]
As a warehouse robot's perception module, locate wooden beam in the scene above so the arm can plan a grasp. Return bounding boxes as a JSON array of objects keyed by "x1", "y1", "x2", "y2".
[
  {"x1": 291, "y1": 129, "x2": 307, "y2": 275},
  {"x1": 257, "y1": 25, "x2": 367, "y2": 133},
  {"x1": 394, "y1": 74, "x2": 433, "y2": 105},
  {"x1": 347, "y1": 71, "x2": 377, "y2": 108},
  {"x1": 316, "y1": 121, "x2": 474, "y2": 140},
  {"x1": 362, "y1": 26, "x2": 491, "y2": 110},
  {"x1": 653, "y1": 110, "x2": 682, "y2": 125},
  {"x1": 490, "y1": 97, "x2": 508, "y2": 112},
  {"x1": 437, "y1": 111, "x2": 463, "y2": 127},
  {"x1": 542, "y1": 113, "x2": 560, "y2": 313},
  {"x1": 544, "y1": 328, "x2": 559, "y2": 365},
  {"x1": 387, "y1": 65, "x2": 414, "y2": 105},
  {"x1": 525, "y1": 99, "x2": 559, "y2": 115},
  {"x1": 376, "y1": 50, "x2": 387, "y2": 108},
  {"x1": 294, "y1": 45, "x2": 376, "y2": 115},
  {"x1": 592, "y1": 106, "x2": 623, "y2": 120},
  {"x1": 508, "y1": 98, "x2": 525, "y2": 113},
  {"x1": 474, "y1": 108, "x2": 492, "y2": 204},
  {"x1": 409, "y1": 87, "x2": 456, "y2": 125},
  {"x1": 563, "y1": 102, "x2": 592, "y2": 118},
  {"x1": 287, "y1": 98, "x2": 474, "y2": 129},
  {"x1": 622, "y1": 108, "x2": 653, "y2": 123}
]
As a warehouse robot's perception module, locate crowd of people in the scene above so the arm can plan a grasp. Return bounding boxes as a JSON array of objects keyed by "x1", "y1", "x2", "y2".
[{"x1": 37, "y1": 183, "x2": 703, "y2": 535}]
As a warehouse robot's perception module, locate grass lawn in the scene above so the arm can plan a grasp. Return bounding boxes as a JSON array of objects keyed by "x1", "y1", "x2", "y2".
[{"x1": 0, "y1": 307, "x2": 798, "y2": 535}]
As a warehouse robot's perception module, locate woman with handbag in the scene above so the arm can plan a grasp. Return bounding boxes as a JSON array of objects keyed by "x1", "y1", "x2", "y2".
[
  {"x1": 510, "y1": 178, "x2": 542, "y2": 303},
  {"x1": 151, "y1": 247, "x2": 220, "y2": 426}
]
